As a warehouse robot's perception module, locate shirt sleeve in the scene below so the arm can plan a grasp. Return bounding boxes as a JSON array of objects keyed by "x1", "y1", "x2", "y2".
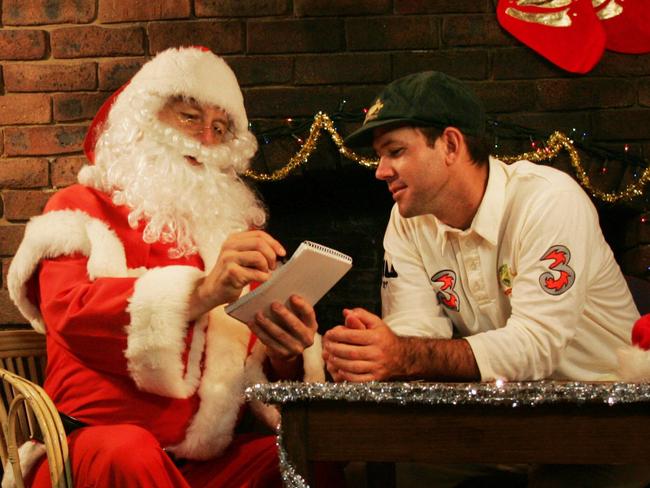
[
  {"x1": 466, "y1": 187, "x2": 596, "y2": 380},
  {"x1": 381, "y1": 207, "x2": 453, "y2": 339}
]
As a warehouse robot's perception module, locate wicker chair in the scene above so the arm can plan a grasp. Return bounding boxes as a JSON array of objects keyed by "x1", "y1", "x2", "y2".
[{"x1": 0, "y1": 329, "x2": 72, "y2": 487}]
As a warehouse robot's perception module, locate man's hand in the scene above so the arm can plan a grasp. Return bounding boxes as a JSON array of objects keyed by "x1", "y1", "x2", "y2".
[
  {"x1": 250, "y1": 295, "x2": 319, "y2": 379},
  {"x1": 188, "y1": 230, "x2": 286, "y2": 320},
  {"x1": 324, "y1": 308, "x2": 481, "y2": 383},
  {"x1": 323, "y1": 308, "x2": 406, "y2": 382}
]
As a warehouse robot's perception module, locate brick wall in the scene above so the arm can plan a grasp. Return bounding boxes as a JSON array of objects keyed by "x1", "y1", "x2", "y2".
[{"x1": 1, "y1": 0, "x2": 648, "y2": 328}]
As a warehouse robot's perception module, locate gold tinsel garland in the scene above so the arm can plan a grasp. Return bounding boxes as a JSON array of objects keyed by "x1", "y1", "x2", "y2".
[
  {"x1": 500, "y1": 131, "x2": 650, "y2": 205},
  {"x1": 243, "y1": 112, "x2": 376, "y2": 182},
  {"x1": 244, "y1": 112, "x2": 649, "y2": 205}
]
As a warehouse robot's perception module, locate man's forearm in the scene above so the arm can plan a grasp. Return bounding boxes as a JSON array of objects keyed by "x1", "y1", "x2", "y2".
[{"x1": 395, "y1": 337, "x2": 481, "y2": 381}]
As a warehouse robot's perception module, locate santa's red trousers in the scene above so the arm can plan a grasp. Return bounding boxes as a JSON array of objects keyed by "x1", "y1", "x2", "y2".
[{"x1": 28, "y1": 424, "x2": 282, "y2": 488}]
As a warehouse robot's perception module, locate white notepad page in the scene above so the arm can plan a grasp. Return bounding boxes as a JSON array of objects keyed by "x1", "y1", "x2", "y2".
[{"x1": 225, "y1": 241, "x2": 353, "y2": 324}]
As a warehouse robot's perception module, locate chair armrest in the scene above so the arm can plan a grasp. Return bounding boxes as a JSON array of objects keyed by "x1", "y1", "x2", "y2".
[{"x1": 0, "y1": 368, "x2": 72, "y2": 488}]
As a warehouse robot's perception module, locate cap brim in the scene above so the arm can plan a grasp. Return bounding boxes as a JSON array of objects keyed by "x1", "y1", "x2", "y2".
[{"x1": 343, "y1": 118, "x2": 419, "y2": 148}]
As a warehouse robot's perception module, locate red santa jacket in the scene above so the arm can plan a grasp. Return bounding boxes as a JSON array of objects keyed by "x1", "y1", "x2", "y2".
[{"x1": 8, "y1": 184, "x2": 325, "y2": 461}]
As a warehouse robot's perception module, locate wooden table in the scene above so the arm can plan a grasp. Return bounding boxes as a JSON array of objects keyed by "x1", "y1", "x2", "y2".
[{"x1": 246, "y1": 381, "x2": 650, "y2": 488}]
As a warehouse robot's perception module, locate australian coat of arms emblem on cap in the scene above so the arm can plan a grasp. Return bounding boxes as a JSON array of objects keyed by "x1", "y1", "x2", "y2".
[{"x1": 364, "y1": 99, "x2": 384, "y2": 123}]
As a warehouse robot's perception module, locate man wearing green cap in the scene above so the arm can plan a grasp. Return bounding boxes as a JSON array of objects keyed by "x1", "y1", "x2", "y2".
[
  {"x1": 321, "y1": 71, "x2": 649, "y2": 486},
  {"x1": 324, "y1": 70, "x2": 637, "y2": 383}
]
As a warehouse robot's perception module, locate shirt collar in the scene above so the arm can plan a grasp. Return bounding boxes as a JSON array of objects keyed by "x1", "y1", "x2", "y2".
[
  {"x1": 434, "y1": 156, "x2": 505, "y2": 251},
  {"x1": 470, "y1": 156, "x2": 506, "y2": 246}
]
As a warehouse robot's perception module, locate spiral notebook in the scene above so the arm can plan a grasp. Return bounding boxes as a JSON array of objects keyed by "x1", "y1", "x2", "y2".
[{"x1": 225, "y1": 241, "x2": 353, "y2": 324}]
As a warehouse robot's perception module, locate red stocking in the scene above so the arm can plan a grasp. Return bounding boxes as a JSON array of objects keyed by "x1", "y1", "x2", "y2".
[
  {"x1": 497, "y1": 0, "x2": 606, "y2": 73},
  {"x1": 593, "y1": 0, "x2": 650, "y2": 53}
]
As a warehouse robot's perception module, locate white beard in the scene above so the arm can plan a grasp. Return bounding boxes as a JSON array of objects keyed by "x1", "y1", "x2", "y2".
[{"x1": 83, "y1": 107, "x2": 266, "y2": 259}]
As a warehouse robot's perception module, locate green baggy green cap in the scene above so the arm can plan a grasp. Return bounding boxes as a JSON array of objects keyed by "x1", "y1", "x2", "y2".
[{"x1": 345, "y1": 71, "x2": 486, "y2": 148}]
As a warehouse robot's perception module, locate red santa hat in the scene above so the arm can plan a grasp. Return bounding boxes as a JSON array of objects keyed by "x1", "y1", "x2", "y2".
[
  {"x1": 84, "y1": 46, "x2": 249, "y2": 163},
  {"x1": 618, "y1": 314, "x2": 650, "y2": 382}
]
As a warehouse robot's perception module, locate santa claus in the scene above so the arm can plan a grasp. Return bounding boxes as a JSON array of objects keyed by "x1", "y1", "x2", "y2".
[{"x1": 7, "y1": 46, "x2": 325, "y2": 487}]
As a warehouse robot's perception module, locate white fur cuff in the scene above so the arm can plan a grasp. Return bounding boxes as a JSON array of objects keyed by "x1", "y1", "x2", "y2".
[
  {"x1": 618, "y1": 346, "x2": 650, "y2": 382},
  {"x1": 1, "y1": 440, "x2": 46, "y2": 488},
  {"x1": 125, "y1": 265, "x2": 206, "y2": 398}
]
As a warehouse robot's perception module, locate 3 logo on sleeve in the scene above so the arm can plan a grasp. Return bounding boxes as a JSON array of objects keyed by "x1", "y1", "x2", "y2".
[{"x1": 539, "y1": 244, "x2": 575, "y2": 295}]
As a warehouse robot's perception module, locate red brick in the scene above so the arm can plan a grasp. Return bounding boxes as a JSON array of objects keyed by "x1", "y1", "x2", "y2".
[
  {"x1": 0, "y1": 30, "x2": 47, "y2": 61},
  {"x1": 0, "y1": 223, "x2": 25, "y2": 255},
  {"x1": 492, "y1": 47, "x2": 566, "y2": 80},
  {"x1": 592, "y1": 52, "x2": 650, "y2": 77},
  {"x1": 54, "y1": 93, "x2": 111, "y2": 122},
  {"x1": 443, "y1": 14, "x2": 514, "y2": 47},
  {"x1": 295, "y1": 0, "x2": 389, "y2": 16},
  {"x1": 2, "y1": 258, "x2": 11, "y2": 289},
  {"x1": 341, "y1": 84, "x2": 387, "y2": 113},
  {"x1": 197, "y1": 0, "x2": 288, "y2": 16},
  {"x1": 497, "y1": 113, "x2": 592, "y2": 142},
  {"x1": 4, "y1": 126, "x2": 87, "y2": 156},
  {"x1": 52, "y1": 26, "x2": 145, "y2": 58},
  {"x1": 2, "y1": 0, "x2": 95, "y2": 25},
  {"x1": 148, "y1": 21, "x2": 243, "y2": 55},
  {"x1": 295, "y1": 54, "x2": 390, "y2": 85},
  {"x1": 99, "y1": 0, "x2": 190, "y2": 22},
  {"x1": 0, "y1": 158, "x2": 49, "y2": 188},
  {"x1": 536, "y1": 79, "x2": 634, "y2": 111},
  {"x1": 52, "y1": 156, "x2": 85, "y2": 187},
  {"x1": 0, "y1": 94, "x2": 51, "y2": 125},
  {"x1": 99, "y1": 58, "x2": 147, "y2": 90},
  {"x1": 4, "y1": 63, "x2": 96, "y2": 92},
  {"x1": 248, "y1": 19, "x2": 343, "y2": 54},
  {"x1": 225, "y1": 56, "x2": 293, "y2": 86},
  {"x1": 0, "y1": 289, "x2": 27, "y2": 324},
  {"x1": 244, "y1": 86, "x2": 344, "y2": 118},
  {"x1": 640, "y1": 80, "x2": 650, "y2": 108},
  {"x1": 393, "y1": 50, "x2": 488, "y2": 80},
  {"x1": 2, "y1": 190, "x2": 51, "y2": 220},
  {"x1": 468, "y1": 81, "x2": 536, "y2": 113},
  {"x1": 592, "y1": 110, "x2": 650, "y2": 140},
  {"x1": 346, "y1": 16, "x2": 438, "y2": 51},
  {"x1": 396, "y1": 0, "x2": 490, "y2": 13}
]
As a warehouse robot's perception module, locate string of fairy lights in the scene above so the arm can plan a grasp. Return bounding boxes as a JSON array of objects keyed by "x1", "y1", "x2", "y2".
[{"x1": 244, "y1": 108, "x2": 650, "y2": 210}]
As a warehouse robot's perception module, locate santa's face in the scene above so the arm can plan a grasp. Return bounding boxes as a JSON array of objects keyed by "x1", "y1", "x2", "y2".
[
  {"x1": 88, "y1": 92, "x2": 264, "y2": 258},
  {"x1": 157, "y1": 97, "x2": 230, "y2": 166}
]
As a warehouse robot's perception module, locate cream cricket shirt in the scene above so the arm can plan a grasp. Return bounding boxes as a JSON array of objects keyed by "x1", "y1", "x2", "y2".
[{"x1": 381, "y1": 157, "x2": 639, "y2": 381}]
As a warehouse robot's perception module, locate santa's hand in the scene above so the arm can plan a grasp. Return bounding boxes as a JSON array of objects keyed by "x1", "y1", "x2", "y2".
[
  {"x1": 248, "y1": 295, "x2": 318, "y2": 380},
  {"x1": 188, "y1": 230, "x2": 286, "y2": 319},
  {"x1": 250, "y1": 295, "x2": 318, "y2": 360}
]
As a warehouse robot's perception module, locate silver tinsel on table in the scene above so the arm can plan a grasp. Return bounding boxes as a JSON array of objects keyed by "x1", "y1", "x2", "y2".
[
  {"x1": 246, "y1": 381, "x2": 650, "y2": 488},
  {"x1": 247, "y1": 380, "x2": 650, "y2": 407}
]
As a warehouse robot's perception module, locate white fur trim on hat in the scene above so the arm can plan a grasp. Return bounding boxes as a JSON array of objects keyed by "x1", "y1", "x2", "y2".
[
  {"x1": 7, "y1": 210, "x2": 129, "y2": 333},
  {"x1": 109, "y1": 47, "x2": 249, "y2": 137}
]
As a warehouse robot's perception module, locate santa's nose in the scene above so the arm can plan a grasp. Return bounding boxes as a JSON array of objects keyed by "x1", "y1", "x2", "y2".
[{"x1": 198, "y1": 127, "x2": 219, "y2": 146}]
